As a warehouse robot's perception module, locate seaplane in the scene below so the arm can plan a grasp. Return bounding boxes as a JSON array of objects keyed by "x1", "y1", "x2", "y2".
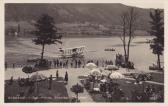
[{"x1": 58, "y1": 46, "x2": 85, "y2": 58}]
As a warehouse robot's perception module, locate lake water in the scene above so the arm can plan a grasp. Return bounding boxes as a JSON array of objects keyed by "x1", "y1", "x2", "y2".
[{"x1": 5, "y1": 36, "x2": 163, "y2": 71}]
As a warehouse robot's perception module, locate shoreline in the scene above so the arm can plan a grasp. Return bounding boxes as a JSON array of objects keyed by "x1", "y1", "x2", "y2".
[{"x1": 6, "y1": 35, "x2": 153, "y2": 39}]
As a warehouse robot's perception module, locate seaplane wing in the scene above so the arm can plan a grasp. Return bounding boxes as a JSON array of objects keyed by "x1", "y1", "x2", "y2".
[{"x1": 58, "y1": 46, "x2": 85, "y2": 58}]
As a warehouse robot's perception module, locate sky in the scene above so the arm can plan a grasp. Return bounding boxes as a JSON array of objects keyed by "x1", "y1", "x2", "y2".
[{"x1": 120, "y1": 0, "x2": 164, "y2": 9}]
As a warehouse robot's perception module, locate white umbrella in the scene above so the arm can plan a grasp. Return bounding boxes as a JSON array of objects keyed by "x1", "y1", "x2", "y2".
[
  {"x1": 105, "y1": 65, "x2": 119, "y2": 71},
  {"x1": 90, "y1": 68, "x2": 101, "y2": 76},
  {"x1": 109, "y1": 71, "x2": 125, "y2": 79},
  {"x1": 86, "y1": 62, "x2": 97, "y2": 70},
  {"x1": 30, "y1": 72, "x2": 47, "y2": 82}
]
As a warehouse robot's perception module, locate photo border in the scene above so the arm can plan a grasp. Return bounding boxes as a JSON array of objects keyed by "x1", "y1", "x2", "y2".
[{"x1": 0, "y1": 0, "x2": 167, "y2": 106}]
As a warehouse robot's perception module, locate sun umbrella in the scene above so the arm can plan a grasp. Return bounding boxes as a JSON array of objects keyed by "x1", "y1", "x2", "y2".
[
  {"x1": 105, "y1": 65, "x2": 119, "y2": 71},
  {"x1": 30, "y1": 72, "x2": 47, "y2": 82},
  {"x1": 109, "y1": 71, "x2": 125, "y2": 79},
  {"x1": 86, "y1": 62, "x2": 97, "y2": 70},
  {"x1": 90, "y1": 68, "x2": 101, "y2": 76},
  {"x1": 30, "y1": 72, "x2": 47, "y2": 96}
]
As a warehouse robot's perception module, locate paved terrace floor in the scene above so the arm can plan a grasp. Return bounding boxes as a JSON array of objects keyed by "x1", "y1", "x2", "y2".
[{"x1": 5, "y1": 67, "x2": 164, "y2": 102}]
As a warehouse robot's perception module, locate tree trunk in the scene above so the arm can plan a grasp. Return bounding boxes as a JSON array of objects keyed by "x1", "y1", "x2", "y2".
[
  {"x1": 121, "y1": 15, "x2": 127, "y2": 65},
  {"x1": 127, "y1": 39, "x2": 131, "y2": 64},
  {"x1": 120, "y1": 8, "x2": 137, "y2": 68},
  {"x1": 127, "y1": 8, "x2": 133, "y2": 65},
  {"x1": 123, "y1": 23, "x2": 127, "y2": 65},
  {"x1": 123, "y1": 42, "x2": 127, "y2": 63},
  {"x1": 41, "y1": 43, "x2": 45, "y2": 62},
  {"x1": 157, "y1": 54, "x2": 161, "y2": 69}
]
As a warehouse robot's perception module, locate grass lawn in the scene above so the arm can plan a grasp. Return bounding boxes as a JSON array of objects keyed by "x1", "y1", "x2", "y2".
[{"x1": 5, "y1": 77, "x2": 69, "y2": 103}]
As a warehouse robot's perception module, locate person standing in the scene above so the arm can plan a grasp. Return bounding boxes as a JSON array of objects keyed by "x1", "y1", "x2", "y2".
[
  {"x1": 78, "y1": 60, "x2": 81, "y2": 68},
  {"x1": 56, "y1": 70, "x2": 59, "y2": 79},
  {"x1": 60, "y1": 61, "x2": 62, "y2": 68},
  {"x1": 12, "y1": 63, "x2": 15, "y2": 68},
  {"x1": 56, "y1": 59, "x2": 59, "y2": 68},
  {"x1": 71, "y1": 62, "x2": 73, "y2": 68},
  {"x1": 64, "y1": 71, "x2": 68, "y2": 83},
  {"x1": 96, "y1": 60, "x2": 99, "y2": 67},
  {"x1": 66, "y1": 60, "x2": 68, "y2": 68},
  {"x1": 75, "y1": 60, "x2": 77, "y2": 68},
  {"x1": 53, "y1": 59, "x2": 56, "y2": 68},
  {"x1": 49, "y1": 75, "x2": 52, "y2": 90},
  {"x1": 9, "y1": 76, "x2": 13, "y2": 85},
  {"x1": 5, "y1": 62, "x2": 7, "y2": 69}
]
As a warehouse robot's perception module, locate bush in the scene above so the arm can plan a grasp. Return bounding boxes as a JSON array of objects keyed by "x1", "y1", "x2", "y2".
[
  {"x1": 71, "y1": 83, "x2": 84, "y2": 102},
  {"x1": 71, "y1": 84, "x2": 84, "y2": 94}
]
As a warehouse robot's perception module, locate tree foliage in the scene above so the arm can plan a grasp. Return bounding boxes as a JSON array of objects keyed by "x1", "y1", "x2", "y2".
[
  {"x1": 33, "y1": 14, "x2": 62, "y2": 45},
  {"x1": 149, "y1": 9, "x2": 164, "y2": 46},
  {"x1": 149, "y1": 9, "x2": 164, "y2": 69}
]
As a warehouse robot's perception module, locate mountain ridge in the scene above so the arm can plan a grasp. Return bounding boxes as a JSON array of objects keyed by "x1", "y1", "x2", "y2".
[{"x1": 5, "y1": 3, "x2": 152, "y2": 29}]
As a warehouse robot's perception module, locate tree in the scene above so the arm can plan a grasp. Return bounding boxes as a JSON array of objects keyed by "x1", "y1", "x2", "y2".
[
  {"x1": 120, "y1": 12, "x2": 127, "y2": 63},
  {"x1": 32, "y1": 14, "x2": 62, "y2": 66},
  {"x1": 22, "y1": 66, "x2": 35, "y2": 78},
  {"x1": 71, "y1": 83, "x2": 84, "y2": 102},
  {"x1": 120, "y1": 7, "x2": 138, "y2": 65},
  {"x1": 149, "y1": 9, "x2": 164, "y2": 69}
]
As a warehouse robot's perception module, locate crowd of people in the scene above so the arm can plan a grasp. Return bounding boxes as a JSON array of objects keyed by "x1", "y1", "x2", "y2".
[
  {"x1": 5, "y1": 55, "x2": 164, "y2": 102},
  {"x1": 5, "y1": 58, "x2": 115, "y2": 69}
]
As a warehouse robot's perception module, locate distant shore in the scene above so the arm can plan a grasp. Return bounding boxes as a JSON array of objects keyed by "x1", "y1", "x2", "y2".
[{"x1": 5, "y1": 35, "x2": 153, "y2": 40}]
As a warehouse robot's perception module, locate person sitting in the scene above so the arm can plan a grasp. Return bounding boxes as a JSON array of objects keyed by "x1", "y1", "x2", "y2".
[
  {"x1": 25, "y1": 77, "x2": 30, "y2": 86},
  {"x1": 18, "y1": 78, "x2": 26, "y2": 87},
  {"x1": 134, "y1": 78, "x2": 140, "y2": 84}
]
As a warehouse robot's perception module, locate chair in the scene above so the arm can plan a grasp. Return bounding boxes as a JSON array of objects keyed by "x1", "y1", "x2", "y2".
[{"x1": 93, "y1": 88, "x2": 100, "y2": 92}]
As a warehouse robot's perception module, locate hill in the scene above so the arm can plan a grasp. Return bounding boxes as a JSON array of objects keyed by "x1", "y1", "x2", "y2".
[
  {"x1": 5, "y1": 3, "x2": 157, "y2": 38},
  {"x1": 5, "y1": 3, "x2": 152, "y2": 27}
]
